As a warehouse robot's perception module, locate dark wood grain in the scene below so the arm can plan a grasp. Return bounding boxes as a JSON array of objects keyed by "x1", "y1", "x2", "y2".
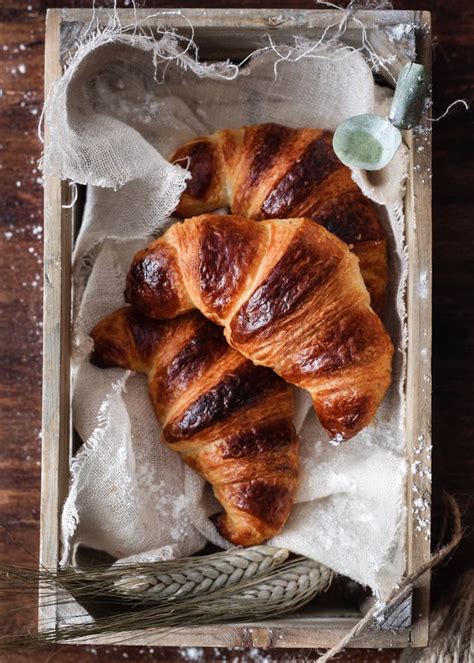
[{"x1": 0, "y1": 1, "x2": 473, "y2": 661}]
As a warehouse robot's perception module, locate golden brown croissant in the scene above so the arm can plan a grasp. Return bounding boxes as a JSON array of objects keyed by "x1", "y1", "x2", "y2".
[
  {"x1": 89, "y1": 306, "x2": 299, "y2": 546},
  {"x1": 171, "y1": 123, "x2": 388, "y2": 312},
  {"x1": 125, "y1": 214, "x2": 394, "y2": 441}
]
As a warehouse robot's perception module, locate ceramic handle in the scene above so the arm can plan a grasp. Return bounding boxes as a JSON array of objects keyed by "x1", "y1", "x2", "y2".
[{"x1": 389, "y1": 62, "x2": 429, "y2": 130}]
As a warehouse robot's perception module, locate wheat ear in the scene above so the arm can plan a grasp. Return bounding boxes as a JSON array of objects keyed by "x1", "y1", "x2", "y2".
[{"x1": 112, "y1": 545, "x2": 290, "y2": 600}]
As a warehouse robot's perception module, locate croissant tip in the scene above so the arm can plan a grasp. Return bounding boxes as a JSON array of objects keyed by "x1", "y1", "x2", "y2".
[{"x1": 215, "y1": 513, "x2": 268, "y2": 547}]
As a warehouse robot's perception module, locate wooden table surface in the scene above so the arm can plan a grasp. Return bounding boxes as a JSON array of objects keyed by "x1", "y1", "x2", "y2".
[{"x1": 0, "y1": 1, "x2": 472, "y2": 661}]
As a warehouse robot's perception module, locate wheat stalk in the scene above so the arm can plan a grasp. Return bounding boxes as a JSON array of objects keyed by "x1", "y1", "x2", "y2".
[
  {"x1": 0, "y1": 548, "x2": 333, "y2": 649},
  {"x1": 112, "y1": 545, "x2": 290, "y2": 601},
  {"x1": 3, "y1": 558, "x2": 331, "y2": 648}
]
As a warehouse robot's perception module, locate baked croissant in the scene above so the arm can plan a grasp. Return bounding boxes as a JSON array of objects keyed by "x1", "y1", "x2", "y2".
[
  {"x1": 171, "y1": 123, "x2": 388, "y2": 312},
  {"x1": 125, "y1": 214, "x2": 394, "y2": 440},
  {"x1": 89, "y1": 306, "x2": 299, "y2": 546}
]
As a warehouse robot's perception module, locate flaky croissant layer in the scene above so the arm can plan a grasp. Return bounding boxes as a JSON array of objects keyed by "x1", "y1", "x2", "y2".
[
  {"x1": 126, "y1": 214, "x2": 394, "y2": 440},
  {"x1": 171, "y1": 123, "x2": 388, "y2": 313},
  {"x1": 90, "y1": 307, "x2": 299, "y2": 546}
]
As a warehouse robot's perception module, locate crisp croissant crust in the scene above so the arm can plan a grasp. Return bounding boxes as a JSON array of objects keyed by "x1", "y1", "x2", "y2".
[
  {"x1": 171, "y1": 123, "x2": 388, "y2": 313},
  {"x1": 125, "y1": 214, "x2": 394, "y2": 440},
  {"x1": 90, "y1": 307, "x2": 299, "y2": 546}
]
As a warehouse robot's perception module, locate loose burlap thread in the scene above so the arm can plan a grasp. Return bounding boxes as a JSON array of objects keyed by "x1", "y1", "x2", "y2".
[{"x1": 42, "y1": 15, "x2": 414, "y2": 598}]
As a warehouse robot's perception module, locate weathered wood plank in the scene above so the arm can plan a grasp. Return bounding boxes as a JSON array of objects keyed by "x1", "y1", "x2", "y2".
[
  {"x1": 63, "y1": 621, "x2": 410, "y2": 649},
  {"x1": 56, "y1": 8, "x2": 417, "y2": 66},
  {"x1": 404, "y1": 10, "x2": 432, "y2": 649},
  {"x1": 56, "y1": 7, "x2": 417, "y2": 29},
  {"x1": 39, "y1": 7, "x2": 73, "y2": 634}
]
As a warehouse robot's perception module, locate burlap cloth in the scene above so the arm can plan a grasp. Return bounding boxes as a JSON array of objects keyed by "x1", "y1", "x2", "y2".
[{"x1": 42, "y1": 23, "x2": 409, "y2": 597}]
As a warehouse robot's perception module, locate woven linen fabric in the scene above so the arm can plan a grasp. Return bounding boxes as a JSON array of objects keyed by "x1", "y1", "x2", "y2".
[{"x1": 44, "y1": 27, "x2": 409, "y2": 597}]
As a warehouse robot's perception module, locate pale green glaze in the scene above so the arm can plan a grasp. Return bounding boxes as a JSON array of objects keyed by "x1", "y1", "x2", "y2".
[
  {"x1": 333, "y1": 113, "x2": 402, "y2": 171},
  {"x1": 338, "y1": 129, "x2": 382, "y2": 165}
]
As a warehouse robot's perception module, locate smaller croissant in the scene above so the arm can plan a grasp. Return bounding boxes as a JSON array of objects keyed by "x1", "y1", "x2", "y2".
[{"x1": 90, "y1": 307, "x2": 299, "y2": 546}]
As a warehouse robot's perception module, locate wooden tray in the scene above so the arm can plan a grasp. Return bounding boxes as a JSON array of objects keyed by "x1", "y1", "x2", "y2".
[{"x1": 41, "y1": 7, "x2": 432, "y2": 650}]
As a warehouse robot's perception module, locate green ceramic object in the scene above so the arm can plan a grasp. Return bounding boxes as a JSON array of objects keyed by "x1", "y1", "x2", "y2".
[
  {"x1": 333, "y1": 62, "x2": 428, "y2": 171},
  {"x1": 389, "y1": 62, "x2": 429, "y2": 130},
  {"x1": 333, "y1": 114, "x2": 401, "y2": 170}
]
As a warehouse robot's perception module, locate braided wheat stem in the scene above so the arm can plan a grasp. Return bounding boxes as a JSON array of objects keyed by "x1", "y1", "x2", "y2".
[
  {"x1": 112, "y1": 545, "x2": 290, "y2": 601},
  {"x1": 227, "y1": 560, "x2": 332, "y2": 611}
]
